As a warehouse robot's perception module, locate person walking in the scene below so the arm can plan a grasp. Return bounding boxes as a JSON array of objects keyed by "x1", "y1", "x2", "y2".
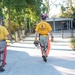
[
  {"x1": 34, "y1": 13, "x2": 54, "y2": 62},
  {"x1": 0, "y1": 16, "x2": 13, "y2": 72}
]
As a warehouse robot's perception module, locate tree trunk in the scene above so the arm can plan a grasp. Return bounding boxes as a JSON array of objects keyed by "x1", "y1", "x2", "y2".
[{"x1": 8, "y1": 2, "x2": 11, "y2": 36}]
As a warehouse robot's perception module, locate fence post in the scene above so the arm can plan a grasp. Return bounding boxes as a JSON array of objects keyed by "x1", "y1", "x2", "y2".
[
  {"x1": 61, "y1": 22, "x2": 64, "y2": 39},
  {"x1": 71, "y1": 27, "x2": 74, "y2": 38}
]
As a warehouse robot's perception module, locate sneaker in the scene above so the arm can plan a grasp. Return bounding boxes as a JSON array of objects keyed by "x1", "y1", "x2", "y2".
[
  {"x1": 42, "y1": 55, "x2": 47, "y2": 62},
  {"x1": 0, "y1": 66, "x2": 5, "y2": 72}
]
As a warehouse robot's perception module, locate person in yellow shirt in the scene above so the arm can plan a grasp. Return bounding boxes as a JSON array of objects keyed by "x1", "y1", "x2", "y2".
[
  {"x1": 34, "y1": 13, "x2": 54, "y2": 62},
  {"x1": 0, "y1": 16, "x2": 13, "y2": 72}
]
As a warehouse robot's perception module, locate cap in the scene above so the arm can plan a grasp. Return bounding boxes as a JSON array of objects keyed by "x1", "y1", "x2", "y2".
[{"x1": 41, "y1": 13, "x2": 47, "y2": 20}]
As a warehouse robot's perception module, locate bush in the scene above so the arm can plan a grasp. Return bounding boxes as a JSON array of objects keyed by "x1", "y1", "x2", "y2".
[{"x1": 70, "y1": 38, "x2": 75, "y2": 50}]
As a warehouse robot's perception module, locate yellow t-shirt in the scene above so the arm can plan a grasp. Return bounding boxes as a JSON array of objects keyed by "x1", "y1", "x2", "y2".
[
  {"x1": 35, "y1": 21, "x2": 52, "y2": 35},
  {"x1": 0, "y1": 25, "x2": 9, "y2": 40}
]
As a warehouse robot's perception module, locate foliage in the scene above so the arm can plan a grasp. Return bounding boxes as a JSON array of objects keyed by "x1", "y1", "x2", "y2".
[
  {"x1": 59, "y1": 0, "x2": 75, "y2": 27},
  {"x1": 0, "y1": 0, "x2": 49, "y2": 40},
  {"x1": 70, "y1": 38, "x2": 75, "y2": 50}
]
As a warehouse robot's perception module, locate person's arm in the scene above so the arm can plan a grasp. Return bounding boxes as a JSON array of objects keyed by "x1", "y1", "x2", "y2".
[
  {"x1": 49, "y1": 31, "x2": 54, "y2": 42},
  {"x1": 35, "y1": 31, "x2": 38, "y2": 40},
  {"x1": 49, "y1": 31, "x2": 53, "y2": 38},
  {"x1": 35, "y1": 23, "x2": 39, "y2": 40},
  {"x1": 6, "y1": 34, "x2": 13, "y2": 44},
  {"x1": 3, "y1": 27, "x2": 13, "y2": 44},
  {"x1": 34, "y1": 31, "x2": 39, "y2": 45},
  {"x1": 6, "y1": 34, "x2": 12, "y2": 40}
]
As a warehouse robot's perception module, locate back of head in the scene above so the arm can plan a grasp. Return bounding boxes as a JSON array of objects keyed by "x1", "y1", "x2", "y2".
[{"x1": 41, "y1": 13, "x2": 47, "y2": 20}]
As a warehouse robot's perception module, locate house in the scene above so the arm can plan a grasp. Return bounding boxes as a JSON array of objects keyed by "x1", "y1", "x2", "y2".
[{"x1": 46, "y1": 18, "x2": 73, "y2": 32}]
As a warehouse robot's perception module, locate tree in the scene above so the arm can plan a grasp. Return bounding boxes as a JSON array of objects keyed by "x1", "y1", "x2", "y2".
[
  {"x1": 59, "y1": 0, "x2": 75, "y2": 27},
  {"x1": 0, "y1": 0, "x2": 48, "y2": 40}
]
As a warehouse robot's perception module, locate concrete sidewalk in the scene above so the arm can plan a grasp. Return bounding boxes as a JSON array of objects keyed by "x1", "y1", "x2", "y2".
[{"x1": 1, "y1": 32, "x2": 75, "y2": 75}]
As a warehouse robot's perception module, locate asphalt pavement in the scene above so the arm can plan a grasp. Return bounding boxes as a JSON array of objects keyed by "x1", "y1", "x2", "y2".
[{"x1": 1, "y1": 31, "x2": 75, "y2": 75}]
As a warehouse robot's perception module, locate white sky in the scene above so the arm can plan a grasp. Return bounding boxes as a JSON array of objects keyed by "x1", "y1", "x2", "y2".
[{"x1": 49, "y1": 0, "x2": 67, "y2": 17}]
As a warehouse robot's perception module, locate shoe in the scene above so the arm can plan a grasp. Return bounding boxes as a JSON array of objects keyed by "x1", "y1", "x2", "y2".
[
  {"x1": 0, "y1": 66, "x2": 5, "y2": 72},
  {"x1": 42, "y1": 55, "x2": 47, "y2": 62}
]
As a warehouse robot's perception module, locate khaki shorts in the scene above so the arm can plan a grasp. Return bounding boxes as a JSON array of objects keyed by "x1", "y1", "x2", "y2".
[
  {"x1": 39, "y1": 35, "x2": 48, "y2": 51},
  {"x1": 0, "y1": 41, "x2": 6, "y2": 52}
]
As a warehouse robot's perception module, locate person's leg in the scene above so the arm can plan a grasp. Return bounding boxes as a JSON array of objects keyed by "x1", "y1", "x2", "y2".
[
  {"x1": 39, "y1": 35, "x2": 45, "y2": 56},
  {"x1": 2, "y1": 46, "x2": 7, "y2": 67},
  {"x1": 39, "y1": 35, "x2": 48, "y2": 62},
  {"x1": 0, "y1": 51, "x2": 5, "y2": 72},
  {"x1": 42, "y1": 37, "x2": 49, "y2": 62},
  {"x1": 44, "y1": 36, "x2": 48, "y2": 52},
  {"x1": 0, "y1": 41, "x2": 6, "y2": 72},
  {"x1": 46, "y1": 39, "x2": 51, "y2": 57}
]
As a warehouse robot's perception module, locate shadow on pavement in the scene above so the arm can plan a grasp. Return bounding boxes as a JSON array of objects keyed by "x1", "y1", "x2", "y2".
[{"x1": 1, "y1": 49, "x2": 75, "y2": 75}]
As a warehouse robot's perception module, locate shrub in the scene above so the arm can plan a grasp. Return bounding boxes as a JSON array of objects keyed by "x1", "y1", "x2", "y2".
[{"x1": 70, "y1": 38, "x2": 75, "y2": 50}]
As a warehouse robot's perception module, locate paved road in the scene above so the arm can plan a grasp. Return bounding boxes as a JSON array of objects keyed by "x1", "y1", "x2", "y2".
[{"x1": 1, "y1": 32, "x2": 75, "y2": 75}]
